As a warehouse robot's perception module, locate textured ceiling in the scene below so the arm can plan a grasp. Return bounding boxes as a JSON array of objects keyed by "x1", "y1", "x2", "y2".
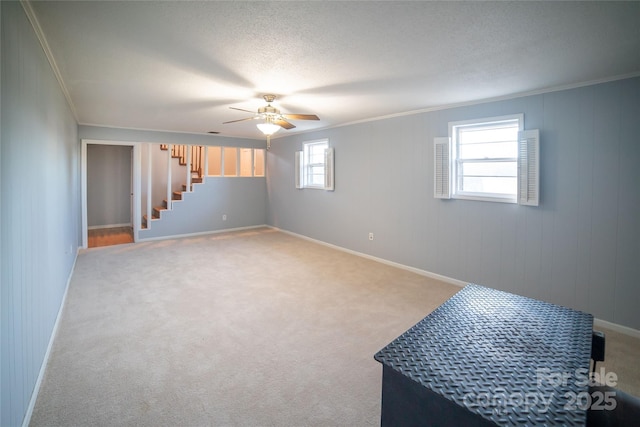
[{"x1": 28, "y1": 1, "x2": 640, "y2": 140}]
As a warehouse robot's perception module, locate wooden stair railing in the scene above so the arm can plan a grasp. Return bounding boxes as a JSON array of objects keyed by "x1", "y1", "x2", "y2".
[
  {"x1": 143, "y1": 144, "x2": 205, "y2": 229},
  {"x1": 159, "y1": 144, "x2": 203, "y2": 177}
]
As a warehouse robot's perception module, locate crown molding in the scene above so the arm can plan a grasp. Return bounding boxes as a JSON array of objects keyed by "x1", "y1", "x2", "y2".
[
  {"x1": 334, "y1": 72, "x2": 640, "y2": 130},
  {"x1": 20, "y1": 0, "x2": 79, "y2": 122}
]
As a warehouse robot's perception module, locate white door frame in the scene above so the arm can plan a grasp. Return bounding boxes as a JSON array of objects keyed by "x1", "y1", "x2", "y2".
[{"x1": 81, "y1": 139, "x2": 141, "y2": 248}]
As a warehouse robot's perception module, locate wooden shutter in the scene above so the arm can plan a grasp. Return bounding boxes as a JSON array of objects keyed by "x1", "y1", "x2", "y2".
[
  {"x1": 518, "y1": 129, "x2": 539, "y2": 206},
  {"x1": 295, "y1": 151, "x2": 303, "y2": 189},
  {"x1": 324, "y1": 147, "x2": 334, "y2": 191},
  {"x1": 434, "y1": 137, "x2": 451, "y2": 199}
]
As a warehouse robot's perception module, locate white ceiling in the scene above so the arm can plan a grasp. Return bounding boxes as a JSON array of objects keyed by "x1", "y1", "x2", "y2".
[{"x1": 28, "y1": 1, "x2": 640, "y2": 140}]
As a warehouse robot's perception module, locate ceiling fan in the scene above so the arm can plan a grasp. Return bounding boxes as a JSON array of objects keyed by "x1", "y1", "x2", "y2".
[{"x1": 223, "y1": 95, "x2": 319, "y2": 147}]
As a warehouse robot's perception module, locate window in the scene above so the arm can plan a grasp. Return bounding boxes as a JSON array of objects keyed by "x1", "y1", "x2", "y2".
[
  {"x1": 207, "y1": 146, "x2": 222, "y2": 176},
  {"x1": 452, "y1": 115, "x2": 521, "y2": 202},
  {"x1": 295, "y1": 139, "x2": 334, "y2": 190},
  {"x1": 304, "y1": 140, "x2": 328, "y2": 188},
  {"x1": 434, "y1": 114, "x2": 539, "y2": 205},
  {"x1": 223, "y1": 147, "x2": 237, "y2": 176},
  {"x1": 253, "y1": 149, "x2": 265, "y2": 177},
  {"x1": 206, "y1": 147, "x2": 265, "y2": 178},
  {"x1": 239, "y1": 148, "x2": 253, "y2": 177}
]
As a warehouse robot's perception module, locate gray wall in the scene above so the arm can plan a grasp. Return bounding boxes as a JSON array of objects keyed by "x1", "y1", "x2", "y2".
[
  {"x1": 87, "y1": 144, "x2": 132, "y2": 227},
  {"x1": 268, "y1": 77, "x2": 640, "y2": 330},
  {"x1": 1, "y1": 2, "x2": 80, "y2": 426},
  {"x1": 139, "y1": 177, "x2": 267, "y2": 239},
  {"x1": 80, "y1": 126, "x2": 268, "y2": 239}
]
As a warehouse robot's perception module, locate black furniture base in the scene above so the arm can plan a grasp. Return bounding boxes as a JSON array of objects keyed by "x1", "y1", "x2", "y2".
[
  {"x1": 374, "y1": 284, "x2": 593, "y2": 426},
  {"x1": 587, "y1": 385, "x2": 640, "y2": 427},
  {"x1": 381, "y1": 365, "x2": 496, "y2": 427}
]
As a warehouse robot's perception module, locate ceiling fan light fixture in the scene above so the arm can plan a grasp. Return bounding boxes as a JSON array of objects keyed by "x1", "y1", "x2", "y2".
[
  {"x1": 257, "y1": 122, "x2": 281, "y2": 136},
  {"x1": 224, "y1": 94, "x2": 317, "y2": 137}
]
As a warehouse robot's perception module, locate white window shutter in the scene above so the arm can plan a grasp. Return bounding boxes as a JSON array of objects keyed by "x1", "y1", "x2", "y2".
[
  {"x1": 434, "y1": 137, "x2": 451, "y2": 199},
  {"x1": 518, "y1": 129, "x2": 540, "y2": 206},
  {"x1": 295, "y1": 151, "x2": 303, "y2": 189},
  {"x1": 324, "y1": 147, "x2": 334, "y2": 191}
]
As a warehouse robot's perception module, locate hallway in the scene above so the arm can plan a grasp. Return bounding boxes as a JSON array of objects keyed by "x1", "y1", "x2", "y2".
[{"x1": 87, "y1": 226, "x2": 133, "y2": 248}]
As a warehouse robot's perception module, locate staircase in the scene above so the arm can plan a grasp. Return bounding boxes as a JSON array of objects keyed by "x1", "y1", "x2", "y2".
[{"x1": 142, "y1": 144, "x2": 204, "y2": 229}]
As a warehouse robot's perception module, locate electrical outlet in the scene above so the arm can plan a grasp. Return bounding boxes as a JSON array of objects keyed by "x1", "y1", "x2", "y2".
[
  {"x1": 222, "y1": 214, "x2": 227, "y2": 221},
  {"x1": 369, "y1": 232, "x2": 374, "y2": 241}
]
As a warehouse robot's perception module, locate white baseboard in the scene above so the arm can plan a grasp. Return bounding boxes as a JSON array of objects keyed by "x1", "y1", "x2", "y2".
[
  {"x1": 136, "y1": 224, "x2": 268, "y2": 243},
  {"x1": 88, "y1": 222, "x2": 132, "y2": 230},
  {"x1": 270, "y1": 227, "x2": 467, "y2": 288},
  {"x1": 270, "y1": 226, "x2": 640, "y2": 339},
  {"x1": 22, "y1": 248, "x2": 79, "y2": 427},
  {"x1": 594, "y1": 318, "x2": 640, "y2": 339}
]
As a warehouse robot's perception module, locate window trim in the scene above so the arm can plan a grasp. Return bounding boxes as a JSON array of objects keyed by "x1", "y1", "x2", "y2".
[
  {"x1": 296, "y1": 138, "x2": 334, "y2": 191},
  {"x1": 449, "y1": 114, "x2": 523, "y2": 204},
  {"x1": 304, "y1": 139, "x2": 329, "y2": 189},
  {"x1": 253, "y1": 148, "x2": 266, "y2": 177},
  {"x1": 206, "y1": 147, "x2": 266, "y2": 178}
]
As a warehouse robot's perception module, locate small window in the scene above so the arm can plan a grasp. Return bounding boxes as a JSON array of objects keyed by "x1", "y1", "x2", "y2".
[
  {"x1": 223, "y1": 147, "x2": 237, "y2": 176},
  {"x1": 452, "y1": 114, "x2": 522, "y2": 203},
  {"x1": 295, "y1": 139, "x2": 334, "y2": 191},
  {"x1": 254, "y1": 149, "x2": 265, "y2": 177},
  {"x1": 239, "y1": 148, "x2": 253, "y2": 177},
  {"x1": 207, "y1": 146, "x2": 222, "y2": 176},
  {"x1": 207, "y1": 147, "x2": 265, "y2": 178},
  {"x1": 434, "y1": 114, "x2": 539, "y2": 206},
  {"x1": 305, "y1": 140, "x2": 328, "y2": 188}
]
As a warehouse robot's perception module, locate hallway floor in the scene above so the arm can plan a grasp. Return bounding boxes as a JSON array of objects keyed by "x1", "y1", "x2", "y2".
[{"x1": 87, "y1": 226, "x2": 133, "y2": 248}]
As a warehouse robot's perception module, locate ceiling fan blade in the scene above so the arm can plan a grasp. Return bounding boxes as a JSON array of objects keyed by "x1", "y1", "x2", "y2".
[
  {"x1": 282, "y1": 114, "x2": 320, "y2": 121},
  {"x1": 223, "y1": 117, "x2": 256, "y2": 124},
  {"x1": 274, "y1": 119, "x2": 296, "y2": 130},
  {"x1": 230, "y1": 107, "x2": 256, "y2": 114}
]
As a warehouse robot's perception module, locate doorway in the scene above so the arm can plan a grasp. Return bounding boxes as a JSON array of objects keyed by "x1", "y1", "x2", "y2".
[{"x1": 81, "y1": 139, "x2": 141, "y2": 248}]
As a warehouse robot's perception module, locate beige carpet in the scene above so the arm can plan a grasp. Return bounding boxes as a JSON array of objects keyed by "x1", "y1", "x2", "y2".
[
  {"x1": 31, "y1": 228, "x2": 458, "y2": 426},
  {"x1": 31, "y1": 228, "x2": 640, "y2": 426}
]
